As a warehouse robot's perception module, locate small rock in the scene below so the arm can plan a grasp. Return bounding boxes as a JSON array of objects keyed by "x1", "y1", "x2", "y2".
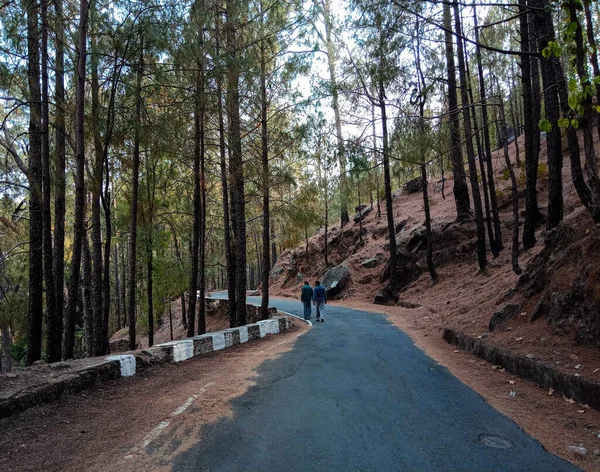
[
  {"x1": 49, "y1": 362, "x2": 71, "y2": 371},
  {"x1": 592, "y1": 449, "x2": 600, "y2": 456},
  {"x1": 575, "y1": 364, "x2": 582, "y2": 369},
  {"x1": 567, "y1": 446, "x2": 588, "y2": 457},
  {"x1": 361, "y1": 258, "x2": 379, "y2": 269}
]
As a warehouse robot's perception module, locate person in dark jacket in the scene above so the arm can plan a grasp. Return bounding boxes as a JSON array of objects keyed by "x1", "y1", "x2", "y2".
[
  {"x1": 312, "y1": 280, "x2": 327, "y2": 322},
  {"x1": 300, "y1": 281, "x2": 313, "y2": 320}
]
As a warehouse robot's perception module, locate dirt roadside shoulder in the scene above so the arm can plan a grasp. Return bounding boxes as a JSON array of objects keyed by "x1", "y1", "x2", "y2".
[{"x1": 0, "y1": 320, "x2": 309, "y2": 472}]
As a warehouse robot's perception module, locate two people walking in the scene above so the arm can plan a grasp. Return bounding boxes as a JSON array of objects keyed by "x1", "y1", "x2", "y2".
[{"x1": 300, "y1": 280, "x2": 327, "y2": 322}]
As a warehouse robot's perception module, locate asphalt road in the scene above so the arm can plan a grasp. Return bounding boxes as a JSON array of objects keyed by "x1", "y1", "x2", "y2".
[{"x1": 172, "y1": 295, "x2": 580, "y2": 472}]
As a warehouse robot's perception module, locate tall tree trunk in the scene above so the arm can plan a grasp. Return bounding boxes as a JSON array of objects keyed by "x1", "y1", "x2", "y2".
[
  {"x1": 532, "y1": 0, "x2": 563, "y2": 230},
  {"x1": 90, "y1": 18, "x2": 104, "y2": 357},
  {"x1": 443, "y1": 2, "x2": 470, "y2": 221},
  {"x1": 145, "y1": 158, "x2": 155, "y2": 347},
  {"x1": 26, "y1": 0, "x2": 43, "y2": 365},
  {"x1": 323, "y1": 0, "x2": 348, "y2": 227},
  {"x1": 198, "y1": 25, "x2": 207, "y2": 335},
  {"x1": 180, "y1": 292, "x2": 187, "y2": 330},
  {"x1": 83, "y1": 232, "x2": 93, "y2": 357},
  {"x1": 522, "y1": 0, "x2": 542, "y2": 249},
  {"x1": 51, "y1": 0, "x2": 65, "y2": 361},
  {"x1": 422, "y1": 163, "x2": 437, "y2": 281},
  {"x1": 260, "y1": 31, "x2": 270, "y2": 320},
  {"x1": 453, "y1": 1, "x2": 487, "y2": 271},
  {"x1": 568, "y1": 0, "x2": 600, "y2": 222},
  {"x1": 226, "y1": 0, "x2": 247, "y2": 327},
  {"x1": 114, "y1": 243, "x2": 121, "y2": 330},
  {"x1": 128, "y1": 35, "x2": 143, "y2": 350},
  {"x1": 215, "y1": 9, "x2": 236, "y2": 325},
  {"x1": 473, "y1": 2, "x2": 502, "y2": 250},
  {"x1": 499, "y1": 96, "x2": 522, "y2": 275},
  {"x1": 583, "y1": 0, "x2": 600, "y2": 140},
  {"x1": 63, "y1": 0, "x2": 88, "y2": 360}
]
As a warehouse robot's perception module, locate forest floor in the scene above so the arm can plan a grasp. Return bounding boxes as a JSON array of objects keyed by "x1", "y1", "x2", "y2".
[
  {"x1": 0, "y1": 318, "x2": 308, "y2": 472},
  {"x1": 268, "y1": 131, "x2": 600, "y2": 469}
]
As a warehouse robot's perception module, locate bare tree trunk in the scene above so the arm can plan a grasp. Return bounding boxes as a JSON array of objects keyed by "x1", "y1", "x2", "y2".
[
  {"x1": 51, "y1": 0, "x2": 65, "y2": 361},
  {"x1": 1, "y1": 325, "x2": 12, "y2": 373},
  {"x1": 180, "y1": 292, "x2": 187, "y2": 330},
  {"x1": 583, "y1": 0, "x2": 600, "y2": 141},
  {"x1": 114, "y1": 243, "x2": 121, "y2": 330},
  {"x1": 226, "y1": 0, "x2": 247, "y2": 326},
  {"x1": 198, "y1": 26, "x2": 207, "y2": 335},
  {"x1": 473, "y1": 3, "x2": 502, "y2": 250},
  {"x1": 453, "y1": 1, "x2": 487, "y2": 271},
  {"x1": 64, "y1": 0, "x2": 88, "y2": 360},
  {"x1": 443, "y1": 2, "x2": 470, "y2": 221},
  {"x1": 90, "y1": 16, "x2": 104, "y2": 356},
  {"x1": 260, "y1": 29, "x2": 271, "y2": 320},
  {"x1": 83, "y1": 232, "x2": 93, "y2": 357},
  {"x1": 215, "y1": 9, "x2": 236, "y2": 326},
  {"x1": 128, "y1": 35, "x2": 143, "y2": 350},
  {"x1": 323, "y1": 0, "x2": 348, "y2": 226},
  {"x1": 499, "y1": 96, "x2": 522, "y2": 275}
]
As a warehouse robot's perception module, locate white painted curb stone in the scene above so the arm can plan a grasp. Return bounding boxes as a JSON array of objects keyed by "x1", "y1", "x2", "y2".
[
  {"x1": 106, "y1": 354, "x2": 137, "y2": 377},
  {"x1": 157, "y1": 340, "x2": 194, "y2": 362},
  {"x1": 211, "y1": 332, "x2": 226, "y2": 351},
  {"x1": 238, "y1": 326, "x2": 249, "y2": 343}
]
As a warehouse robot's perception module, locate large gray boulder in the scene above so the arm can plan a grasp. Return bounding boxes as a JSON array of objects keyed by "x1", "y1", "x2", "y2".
[
  {"x1": 321, "y1": 264, "x2": 351, "y2": 298},
  {"x1": 353, "y1": 205, "x2": 372, "y2": 223},
  {"x1": 403, "y1": 177, "x2": 425, "y2": 193},
  {"x1": 488, "y1": 303, "x2": 521, "y2": 331}
]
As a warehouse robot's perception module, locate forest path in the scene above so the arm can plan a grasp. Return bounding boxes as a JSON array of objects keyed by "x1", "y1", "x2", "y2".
[{"x1": 171, "y1": 294, "x2": 579, "y2": 471}]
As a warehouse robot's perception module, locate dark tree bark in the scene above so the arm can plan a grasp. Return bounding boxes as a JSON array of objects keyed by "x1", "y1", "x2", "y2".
[
  {"x1": 215, "y1": 10, "x2": 236, "y2": 325},
  {"x1": 82, "y1": 232, "x2": 93, "y2": 357},
  {"x1": 443, "y1": 2, "x2": 470, "y2": 221},
  {"x1": 532, "y1": 0, "x2": 563, "y2": 230},
  {"x1": 473, "y1": 3, "x2": 502, "y2": 250},
  {"x1": 453, "y1": 1, "x2": 487, "y2": 271},
  {"x1": 90, "y1": 17, "x2": 104, "y2": 356},
  {"x1": 499, "y1": 96, "x2": 522, "y2": 275},
  {"x1": 63, "y1": 0, "x2": 88, "y2": 360},
  {"x1": 145, "y1": 159, "x2": 155, "y2": 347},
  {"x1": 583, "y1": 0, "x2": 600, "y2": 141},
  {"x1": 260, "y1": 30, "x2": 271, "y2": 320},
  {"x1": 226, "y1": 0, "x2": 247, "y2": 326},
  {"x1": 1, "y1": 325, "x2": 12, "y2": 373},
  {"x1": 50, "y1": 0, "x2": 65, "y2": 361},
  {"x1": 114, "y1": 243, "x2": 121, "y2": 330},
  {"x1": 422, "y1": 163, "x2": 437, "y2": 281},
  {"x1": 568, "y1": 0, "x2": 600, "y2": 222},
  {"x1": 128, "y1": 34, "x2": 144, "y2": 350},
  {"x1": 198, "y1": 26, "x2": 207, "y2": 335},
  {"x1": 180, "y1": 292, "x2": 187, "y2": 330},
  {"x1": 26, "y1": 0, "x2": 43, "y2": 365},
  {"x1": 521, "y1": 0, "x2": 541, "y2": 249}
]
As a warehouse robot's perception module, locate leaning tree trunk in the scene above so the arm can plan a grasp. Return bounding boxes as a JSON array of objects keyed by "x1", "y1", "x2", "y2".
[
  {"x1": 443, "y1": 2, "x2": 470, "y2": 221},
  {"x1": 64, "y1": 0, "x2": 88, "y2": 360},
  {"x1": 499, "y1": 96, "x2": 522, "y2": 275}
]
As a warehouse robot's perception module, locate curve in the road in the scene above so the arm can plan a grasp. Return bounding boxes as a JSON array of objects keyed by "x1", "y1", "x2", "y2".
[{"x1": 172, "y1": 295, "x2": 580, "y2": 472}]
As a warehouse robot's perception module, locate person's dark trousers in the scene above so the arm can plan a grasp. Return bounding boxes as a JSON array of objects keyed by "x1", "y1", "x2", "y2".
[{"x1": 303, "y1": 301, "x2": 312, "y2": 320}]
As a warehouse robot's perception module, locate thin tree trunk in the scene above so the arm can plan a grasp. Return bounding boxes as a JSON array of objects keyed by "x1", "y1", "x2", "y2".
[
  {"x1": 443, "y1": 2, "x2": 470, "y2": 221},
  {"x1": 198, "y1": 25, "x2": 207, "y2": 335},
  {"x1": 1, "y1": 325, "x2": 12, "y2": 373},
  {"x1": 180, "y1": 292, "x2": 187, "y2": 330},
  {"x1": 473, "y1": 2, "x2": 502, "y2": 250},
  {"x1": 422, "y1": 163, "x2": 437, "y2": 281},
  {"x1": 64, "y1": 0, "x2": 88, "y2": 360},
  {"x1": 323, "y1": 0, "x2": 348, "y2": 226},
  {"x1": 114, "y1": 243, "x2": 121, "y2": 330},
  {"x1": 499, "y1": 96, "x2": 522, "y2": 275},
  {"x1": 90, "y1": 17, "x2": 104, "y2": 357},
  {"x1": 453, "y1": 1, "x2": 487, "y2": 271},
  {"x1": 215, "y1": 9, "x2": 236, "y2": 326},
  {"x1": 583, "y1": 0, "x2": 600, "y2": 141},
  {"x1": 260, "y1": 28, "x2": 270, "y2": 320},
  {"x1": 83, "y1": 232, "x2": 93, "y2": 357},
  {"x1": 128, "y1": 35, "x2": 143, "y2": 351},
  {"x1": 51, "y1": 0, "x2": 65, "y2": 361}
]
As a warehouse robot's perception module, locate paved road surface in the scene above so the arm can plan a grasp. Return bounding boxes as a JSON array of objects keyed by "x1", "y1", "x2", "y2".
[{"x1": 172, "y1": 295, "x2": 579, "y2": 471}]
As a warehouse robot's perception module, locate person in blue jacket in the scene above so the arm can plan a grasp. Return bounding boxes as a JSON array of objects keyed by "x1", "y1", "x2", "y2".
[
  {"x1": 300, "y1": 281, "x2": 313, "y2": 320},
  {"x1": 312, "y1": 280, "x2": 327, "y2": 323}
]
